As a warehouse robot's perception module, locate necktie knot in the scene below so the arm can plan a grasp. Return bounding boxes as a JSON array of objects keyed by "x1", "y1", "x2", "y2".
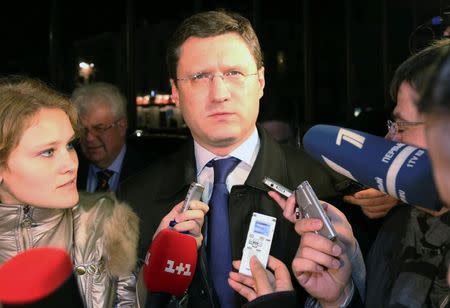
[
  {"x1": 208, "y1": 157, "x2": 241, "y2": 184},
  {"x1": 95, "y1": 169, "x2": 114, "y2": 192}
]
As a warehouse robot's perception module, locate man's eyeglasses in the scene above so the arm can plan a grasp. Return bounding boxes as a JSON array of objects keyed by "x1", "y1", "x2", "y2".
[
  {"x1": 79, "y1": 121, "x2": 119, "y2": 136},
  {"x1": 176, "y1": 71, "x2": 259, "y2": 88},
  {"x1": 386, "y1": 119, "x2": 424, "y2": 136}
]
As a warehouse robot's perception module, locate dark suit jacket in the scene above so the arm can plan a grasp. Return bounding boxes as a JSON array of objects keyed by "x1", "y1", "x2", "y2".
[
  {"x1": 76, "y1": 143, "x2": 151, "y2": 192},
  {"x1": 119, "y1": 126, "x2": 347, "y2": 308}
]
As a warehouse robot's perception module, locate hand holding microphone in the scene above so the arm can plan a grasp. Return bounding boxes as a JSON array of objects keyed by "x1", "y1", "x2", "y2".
[{"x1": 344, "y1": 187, "x2": 399, "y2": 219}]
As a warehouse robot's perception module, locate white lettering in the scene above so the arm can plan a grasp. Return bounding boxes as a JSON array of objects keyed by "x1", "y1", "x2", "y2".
[
  {"x1": 322, "y1": 156, "x2": 357, "y2": 181},
  {"x1": 407, "y1": 155, "x2": 418, "y2": 168},
  {"x1": 164, "y1": 260, "x2": 175, "y2": 273},
  {"x1": 381, "y1": 143, "x2": 405, "y2": 163},
  {"x1": 164, "y1": 260, "x2": 192, "y2": 276},
  {"x1": 183, "y1": 264, "x2": 192, "y2": 276},
  {"x1": 336, "y1": 129, "x2": 365, "y2": 149},
  {"x1": 175, "y1": 263, "x2": 185, "y2": 275},
  {"x1": 398, "y1": 190, "x2": 406, "y2": 203},
  {"x1": 375, "y1": 177, "x2": 386, "y2": 193}
]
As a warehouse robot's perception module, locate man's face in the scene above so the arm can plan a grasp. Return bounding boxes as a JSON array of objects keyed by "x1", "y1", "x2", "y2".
[
  {"x1": 79, "y1": 101, "x2": 127, "y2": 168},
  {"x1": 0, "y1": 108, "x2": 79, "y2": 208},
  {"x1": 171, "y1": 33, "x2": 265, "y2": 156},
  {"x1": 426, "y1": 113, "x2": 450, "y2": 208},
  {"x1": 388, "y1": 81, "x2": 427, "y2": 148}
]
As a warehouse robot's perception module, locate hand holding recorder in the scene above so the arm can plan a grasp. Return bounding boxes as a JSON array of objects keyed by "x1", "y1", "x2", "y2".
[
  {"x1": 153, "y1": 182, "x2": 208, "y2": 248},
  {"x1": 228, "y1": 255, "x2": 294, "y2": 302},
  {"x1": 292, "y1": 201, "x2": 357, "y2": 307},
  {"x1": 264, "y1": 177, "x2": 337, "y2": 240}
]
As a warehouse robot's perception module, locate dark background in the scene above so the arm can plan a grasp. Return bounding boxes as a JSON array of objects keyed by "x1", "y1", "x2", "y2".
[{"x1": 1, "y1": 0, "x2": 448, "y2": 145}]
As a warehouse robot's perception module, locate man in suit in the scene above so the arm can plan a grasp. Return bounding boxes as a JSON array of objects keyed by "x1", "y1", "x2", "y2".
[
  {"x1": 119, "y1": 10, "x2": 348, "y2": 308},
  {"x1": 72, "y1": 82, "x2": 147, "y2": 192}
]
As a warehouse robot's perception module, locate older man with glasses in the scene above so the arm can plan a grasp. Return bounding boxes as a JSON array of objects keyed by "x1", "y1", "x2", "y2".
[{"x1": 72, "y1": 82, "x2": 150, "y2": 193}]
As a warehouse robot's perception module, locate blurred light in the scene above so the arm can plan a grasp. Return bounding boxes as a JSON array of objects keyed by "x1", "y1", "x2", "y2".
[
  {"x1": 354, "y1": 107, "x2": 362, "y2": 117},
  {"x1": 78, "y1": 61, "x2": 95, "y2": 82},
  {"x1": 79, "y1": 62, "x2": 89, "y2": 69},
  {"x1": 135, "y1": 130, "x2": 143, "y2": 137}
]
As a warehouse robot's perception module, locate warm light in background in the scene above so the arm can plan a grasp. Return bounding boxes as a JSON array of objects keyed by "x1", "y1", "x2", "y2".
[{"x1": 78, "y1": 61, "x2": 95, "y2": 83}]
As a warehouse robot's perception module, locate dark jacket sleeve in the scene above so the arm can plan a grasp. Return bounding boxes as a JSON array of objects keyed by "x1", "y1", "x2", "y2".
[{"x1": 242, "y1": 291, "x2": 298, "y2": 308}]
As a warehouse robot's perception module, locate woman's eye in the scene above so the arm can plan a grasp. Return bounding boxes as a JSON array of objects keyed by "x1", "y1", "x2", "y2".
[
  {"x1": 40, "y1": 149, "x2": 54, "y2": 157},
  {"x1": 67, "y1": 141, "x2": 75, "y2": 150}
]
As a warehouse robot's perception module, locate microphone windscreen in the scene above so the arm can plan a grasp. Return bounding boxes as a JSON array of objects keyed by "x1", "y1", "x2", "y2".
[
  {"x1": 143, "y1": 229, "x2": 197, "y2": 297},
  {"x1": 303, "y1": 124, "x2": 440, "y2": 210},
  {"x1": 0, "y1": 247, "x2": 83, "y2": 307}
]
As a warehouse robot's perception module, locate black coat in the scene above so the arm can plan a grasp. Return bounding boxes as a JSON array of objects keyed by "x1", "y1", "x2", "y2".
[
  {"x1": 119, "y1": 127, "x2": 347, "y2": 308},
  {"x1": 76, "y1": 143, "x2": 151, "y2": 192}
]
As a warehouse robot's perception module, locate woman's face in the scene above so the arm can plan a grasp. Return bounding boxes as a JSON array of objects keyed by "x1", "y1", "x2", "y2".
[{"x1": 0, "y1": 108, "x2": 79, "y2": 208}]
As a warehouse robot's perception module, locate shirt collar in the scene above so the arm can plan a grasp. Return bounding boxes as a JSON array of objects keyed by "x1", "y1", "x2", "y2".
[{"x1": 194, "y1": 127, "x2": 259, "y2": 176}]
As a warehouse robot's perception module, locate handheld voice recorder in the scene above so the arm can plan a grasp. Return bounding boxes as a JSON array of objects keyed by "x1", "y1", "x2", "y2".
[
  {"x1": 239, "y1": 212, "x2": 276, "y2": 276},
  {"x1": 263, "y1": 177, "x2": 301, "y2": 218},
  {"x1": 181, "y1": 182, "x2": 205, "y2": 212},
  {"x1": 295, "y1": 181, "x2": 337, "y2": 240},
  {"x1": 262, "y1": 176, "x2": 292, "y2": 197},
  {"x1": 170, "y1": 182, "x2": 205, "y2": 229}
]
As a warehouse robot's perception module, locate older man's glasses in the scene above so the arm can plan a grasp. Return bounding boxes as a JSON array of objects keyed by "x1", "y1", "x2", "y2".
[
  {"x1": 79, "y1": 121, "x2": 119, "y2": 136},
  {"x1": 386, "y1": 119, "x2": 424, "y2": 136},
  {"x1": 176, "y1": 71, "x2": 258, "y2": 88}
]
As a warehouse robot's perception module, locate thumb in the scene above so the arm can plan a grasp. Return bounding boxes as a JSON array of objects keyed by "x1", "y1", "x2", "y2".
[{"x1": 249, "y1": 256, "x2": 273, "y2": 296}]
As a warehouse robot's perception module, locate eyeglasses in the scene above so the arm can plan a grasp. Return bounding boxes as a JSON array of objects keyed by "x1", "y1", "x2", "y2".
[
  {"x1": 386, "y1": 119, "x2": 424, "y2": 136},
  {"x1": 176, "y1": 71, "x2": 259, "y2": 88},
  {"x1": 79, "y1": 121, "x2": 119, "y2": 136}
]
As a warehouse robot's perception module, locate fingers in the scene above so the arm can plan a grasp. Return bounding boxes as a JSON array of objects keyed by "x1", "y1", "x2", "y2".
[
  {"x1": 344, "y1": 189, "x2": 398, "y2": 219},
  {"x1": 153, "y1": 202, "x2": 185, "y2": 240},
  {"x1": 268, "y1": 191, "x2": 297, "y2": 223},
  {"x1": 344, "y1": 189, "x2": 398, "y2": 207},
  {"x1": 173, "y1": 200, "x2": 208, "y2": 230},
  {"x1": 228, "y1": 274, "x2": 257, "y2": 302},
  {"x1": 249, "y1": 256, "x2": 274, "y2": 296},
  {"x1": 294, "y1": 218, "x2": 323, "y2": 236},
  {"x1": 297, "y1": 232, "x2": 342, "y2": 267},
  {"x1": 354, "y1": 188, "x2": 385, "y2": 198},
  {"x1": 266, "y1": 256, "x2": 294, "y2": 292},
  {"x1": 229, "y1": 260, "x2": 258, "y2": 301}
]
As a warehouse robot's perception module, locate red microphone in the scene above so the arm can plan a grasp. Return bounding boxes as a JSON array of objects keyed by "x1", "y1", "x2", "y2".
[
  {"x1": 143, "y1": 229, "x2": 198, "y2": 298},
  {"x1": 0, "y1": 247, "x2": 83, "y2": 307}
]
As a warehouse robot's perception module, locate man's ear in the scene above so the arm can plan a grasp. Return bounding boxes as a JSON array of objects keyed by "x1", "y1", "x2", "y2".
[
  {"x1": 117, "y1": 118, "x2": 128, "y2": 137},
  {"x1": 170, "y1": 79, "x2": 180, "y2": 107},
  {"x1": 257, "y1": 67, "x2": 265, "y2": 100}
]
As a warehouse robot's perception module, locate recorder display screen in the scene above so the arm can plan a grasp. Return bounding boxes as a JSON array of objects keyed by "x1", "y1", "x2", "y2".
[{"x1": 254, "y1": 221, "x2": 271, "y2": 236}]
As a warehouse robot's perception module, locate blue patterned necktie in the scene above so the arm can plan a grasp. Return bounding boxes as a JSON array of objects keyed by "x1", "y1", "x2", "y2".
[
  {"x1": 206, "y1": 157, "x2": 241, "y2": 308},
  {"x1": 95, "y1": 169, "x2": 113, "y2": 192}
]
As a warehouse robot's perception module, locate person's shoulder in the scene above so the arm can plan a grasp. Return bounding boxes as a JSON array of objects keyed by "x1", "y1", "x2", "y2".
[{"x1": 74, "y1": 191, "x2": 139, "y2": 277}]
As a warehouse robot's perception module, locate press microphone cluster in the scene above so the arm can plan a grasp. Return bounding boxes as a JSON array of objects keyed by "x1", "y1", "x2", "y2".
[
  {"x1": 0, "y1": 247, "x2": 83, "y2": 307},
  {"x1": 143, "y1": 228, "x2": 198, "y2": 307},
  {"x1": 302, "y1": 124, "x2": 441, "y2": 210}
]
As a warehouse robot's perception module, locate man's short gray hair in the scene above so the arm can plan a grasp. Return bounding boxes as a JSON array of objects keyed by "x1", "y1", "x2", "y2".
[{"x1": 72, "y1": 82, "x2": 127, "y2": 119}]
